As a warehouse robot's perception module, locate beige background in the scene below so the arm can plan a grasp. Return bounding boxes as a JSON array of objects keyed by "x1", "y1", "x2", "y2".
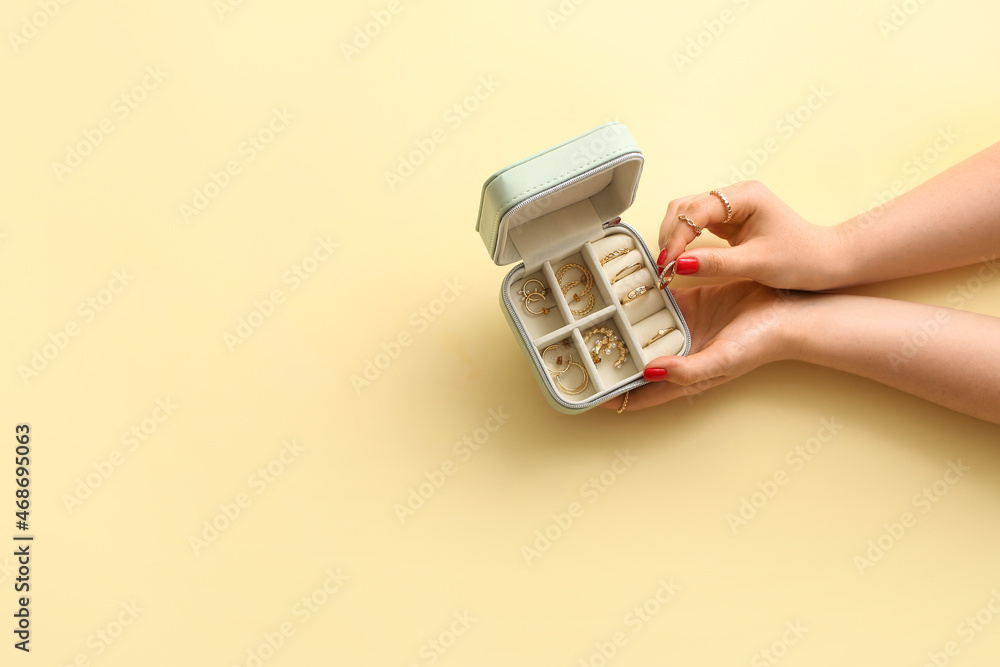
[{"x1": 3, "y1": 0, "x2": 1000, "y2": 665}]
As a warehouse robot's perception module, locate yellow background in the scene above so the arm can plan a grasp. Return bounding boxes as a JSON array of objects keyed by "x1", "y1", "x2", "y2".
[{"x1": 3, "y1": 0, "x2": 1000, "y2": 664}]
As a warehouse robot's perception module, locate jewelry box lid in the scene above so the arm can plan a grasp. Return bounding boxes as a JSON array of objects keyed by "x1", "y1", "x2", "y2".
[{"x1": 476, "y1": 123, "x2": 644, "y2": 269}]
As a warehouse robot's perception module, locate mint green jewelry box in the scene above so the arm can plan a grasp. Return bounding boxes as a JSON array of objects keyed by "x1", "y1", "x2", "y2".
[{"x1": 475, "y1": 123, "x2": 691, "y2": 414}]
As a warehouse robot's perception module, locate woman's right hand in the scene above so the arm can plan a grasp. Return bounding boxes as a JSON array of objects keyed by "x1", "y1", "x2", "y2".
[{"x1": 657, "y1": 180, "x2": 847, "y2": 292}]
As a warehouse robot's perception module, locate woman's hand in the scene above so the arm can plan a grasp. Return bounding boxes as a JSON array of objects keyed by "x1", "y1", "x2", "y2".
[
  {"x1": 657, "y1": 180, "x2": 845, "y2": 292},
  {"x1": 606, "y1": 281, "x2": 804, "y2": 411}
]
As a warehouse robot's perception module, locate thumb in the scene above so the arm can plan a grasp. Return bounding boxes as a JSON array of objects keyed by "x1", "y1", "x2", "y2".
[
  {"x1": 645, "y1": 340, "x2": 747, "y2": 387},
  {"x1": 674, "y1": 245, "x2": 759, "y2": 280}
]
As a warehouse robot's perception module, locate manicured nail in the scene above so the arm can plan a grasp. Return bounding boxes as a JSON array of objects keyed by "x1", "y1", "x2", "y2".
[
  {"x1": 676, "y1": 257, "x2": 698, "y2": 275},
  {"x1": 657, "y1": 248, "x2": 669, "y2": 269},
  {"x1": 643, "y1": 368, "x2": 668, "y2": 382}
]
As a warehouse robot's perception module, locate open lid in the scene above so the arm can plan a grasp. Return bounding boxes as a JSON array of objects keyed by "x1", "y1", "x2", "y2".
[{"x1": 476, "y1": 123, "x2": 643, "y2": 271}]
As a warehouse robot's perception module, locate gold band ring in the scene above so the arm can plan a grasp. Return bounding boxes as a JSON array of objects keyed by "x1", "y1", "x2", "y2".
[
  {"x1": 601, "y1": 248, "x2": 631, "y2": 265},
  {"x1": 611, "y1": 262, "x2": 643, "y2": 284},
  {"x1": 646, "y1": 327, "x2": 677, "y2": 346},
  {"x1": 678, "y1": 214, "x2": 702, "y2": 237},
  {"x1": 709, "y1": 189, "x2": 733, "y2": 223},
  {"x1": 622, "y1": 285, "x2": 651, "y2": 304}
]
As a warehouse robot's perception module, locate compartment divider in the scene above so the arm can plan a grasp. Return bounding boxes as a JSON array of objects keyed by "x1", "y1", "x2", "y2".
[
  {"x1": 570, "y1": 328, "x2": 604, "y2": 393},
  {"x1": 540, "y1": 261, "x2": 574, "y2": 324}
]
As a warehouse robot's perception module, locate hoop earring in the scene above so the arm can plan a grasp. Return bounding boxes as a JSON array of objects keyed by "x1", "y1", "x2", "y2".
[
  {"x1": 584, "y1": 326, "x2": 628, "y2": 369},
  {"x1": 554, "y1": 361, "x2": 589, "y2": 395},
  {"x1": 519, "y1": 278, "x2": 553, "y2": 315}
]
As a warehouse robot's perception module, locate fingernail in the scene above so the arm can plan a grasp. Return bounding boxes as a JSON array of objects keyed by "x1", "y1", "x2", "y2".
[
  {"x1": 676, "y1": 257, "x2": 698, "y2": 275},
  {"x1": 643, "y1": 368, "x2": 668, "y2": 382},
  {"x1": 657, "y1": 248, "x2": 669, "y2": 269}
]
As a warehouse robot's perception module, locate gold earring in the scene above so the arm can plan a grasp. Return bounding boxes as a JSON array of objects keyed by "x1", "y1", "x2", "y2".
[
  {"x1": 556, "y1": 262, "x2": 595, "y2": 317},
  {"x1": 584, "y1": 326, "x2": 628, "y2": 369},
  {"x1": 520, "y1": 279, "x2": 553, "y2": 315},
  {"x1": 542, "y1": 341, "x2": 573, "y2": 375},
  {"x1": 554, "y1": 361, "x2": 589, "y2": 395}
]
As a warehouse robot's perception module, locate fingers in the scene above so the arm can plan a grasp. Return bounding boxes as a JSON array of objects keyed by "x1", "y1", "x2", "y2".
[
  {"x1": 657, "y1": 181, "x2": 766, "y2": 268},
  {"x1": 670, "y1": 245, "x2": 754, "y2": 279}
]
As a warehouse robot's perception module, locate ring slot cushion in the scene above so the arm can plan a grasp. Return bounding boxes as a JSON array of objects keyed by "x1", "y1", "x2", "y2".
[{"x1": 476, "y1": 123, "x2": 691, "y2": 414}]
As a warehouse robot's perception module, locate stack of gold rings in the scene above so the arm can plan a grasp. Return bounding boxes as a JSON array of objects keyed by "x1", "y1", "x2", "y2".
[
  {"x1": 556, "y1": 262, "x2": 595, "y2": 317},
  {"x1": 584, "y1": 326, "x2": 628, "y2": 369},
  {"x1": 542, "y1": 340, "x2": 589, "y2": 395},
  {"x1": 519, "y1": 279, "x2": 554, "y2": 316}
]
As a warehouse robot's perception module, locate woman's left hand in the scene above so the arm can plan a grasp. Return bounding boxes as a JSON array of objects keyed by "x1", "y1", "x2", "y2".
[{"x1": 606, "y1": 281, "x2": 803, "y2": 411}]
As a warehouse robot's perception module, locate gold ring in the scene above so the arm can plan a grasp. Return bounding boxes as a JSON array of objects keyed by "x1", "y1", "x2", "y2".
[
  {"x1": 541, "y1": 341, "x2": 573, "y2": 375},
  {"x1": 617, "y1": 391, "x2": 629, "y2": 414},
  {"x1": 710, "y1": 189, "x2": 733, "y2": 223},
  {"x1": 611, "y1": 262, "x2": 643, "y2": 284},
  {"x1": 601, "y1": 248, "x2": 631, "y2": 265},
  {"x1": 554, "y1": 361, "x2": 589, "y2": 395},
  {"x1": 678, "y1": 214, "x2": 702, "y2": 237},
  {"x1": 658, "y1": 260, "x2": 677, "y2": 289},
  {"x1": 622, "y1": 285, "x2": 651, "y2": 304},
  {"x1": 646, "y1": 327, "x2": 676, "y2": 346}
]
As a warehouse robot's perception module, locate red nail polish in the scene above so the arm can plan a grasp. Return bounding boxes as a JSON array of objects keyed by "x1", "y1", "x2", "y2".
[
  {"x1": 644, "y1": 368, "x2": 668, "y2": 382},
  {"x1": 657, "y1": 248, "x2": 668, "y2": 269},
  {"x1": 676, "y1": 257, "x2": 698, "y2": 275}
]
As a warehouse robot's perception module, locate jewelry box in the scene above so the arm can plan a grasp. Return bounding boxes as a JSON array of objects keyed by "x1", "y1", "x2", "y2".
[{"x1": 475, "y1": 123, "x2": 691, "y2": 414}]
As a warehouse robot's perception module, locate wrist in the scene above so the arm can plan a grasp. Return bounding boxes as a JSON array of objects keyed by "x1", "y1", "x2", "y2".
[{"x1": 824, "y1": 220, "x2": 863, "y2": 290}]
